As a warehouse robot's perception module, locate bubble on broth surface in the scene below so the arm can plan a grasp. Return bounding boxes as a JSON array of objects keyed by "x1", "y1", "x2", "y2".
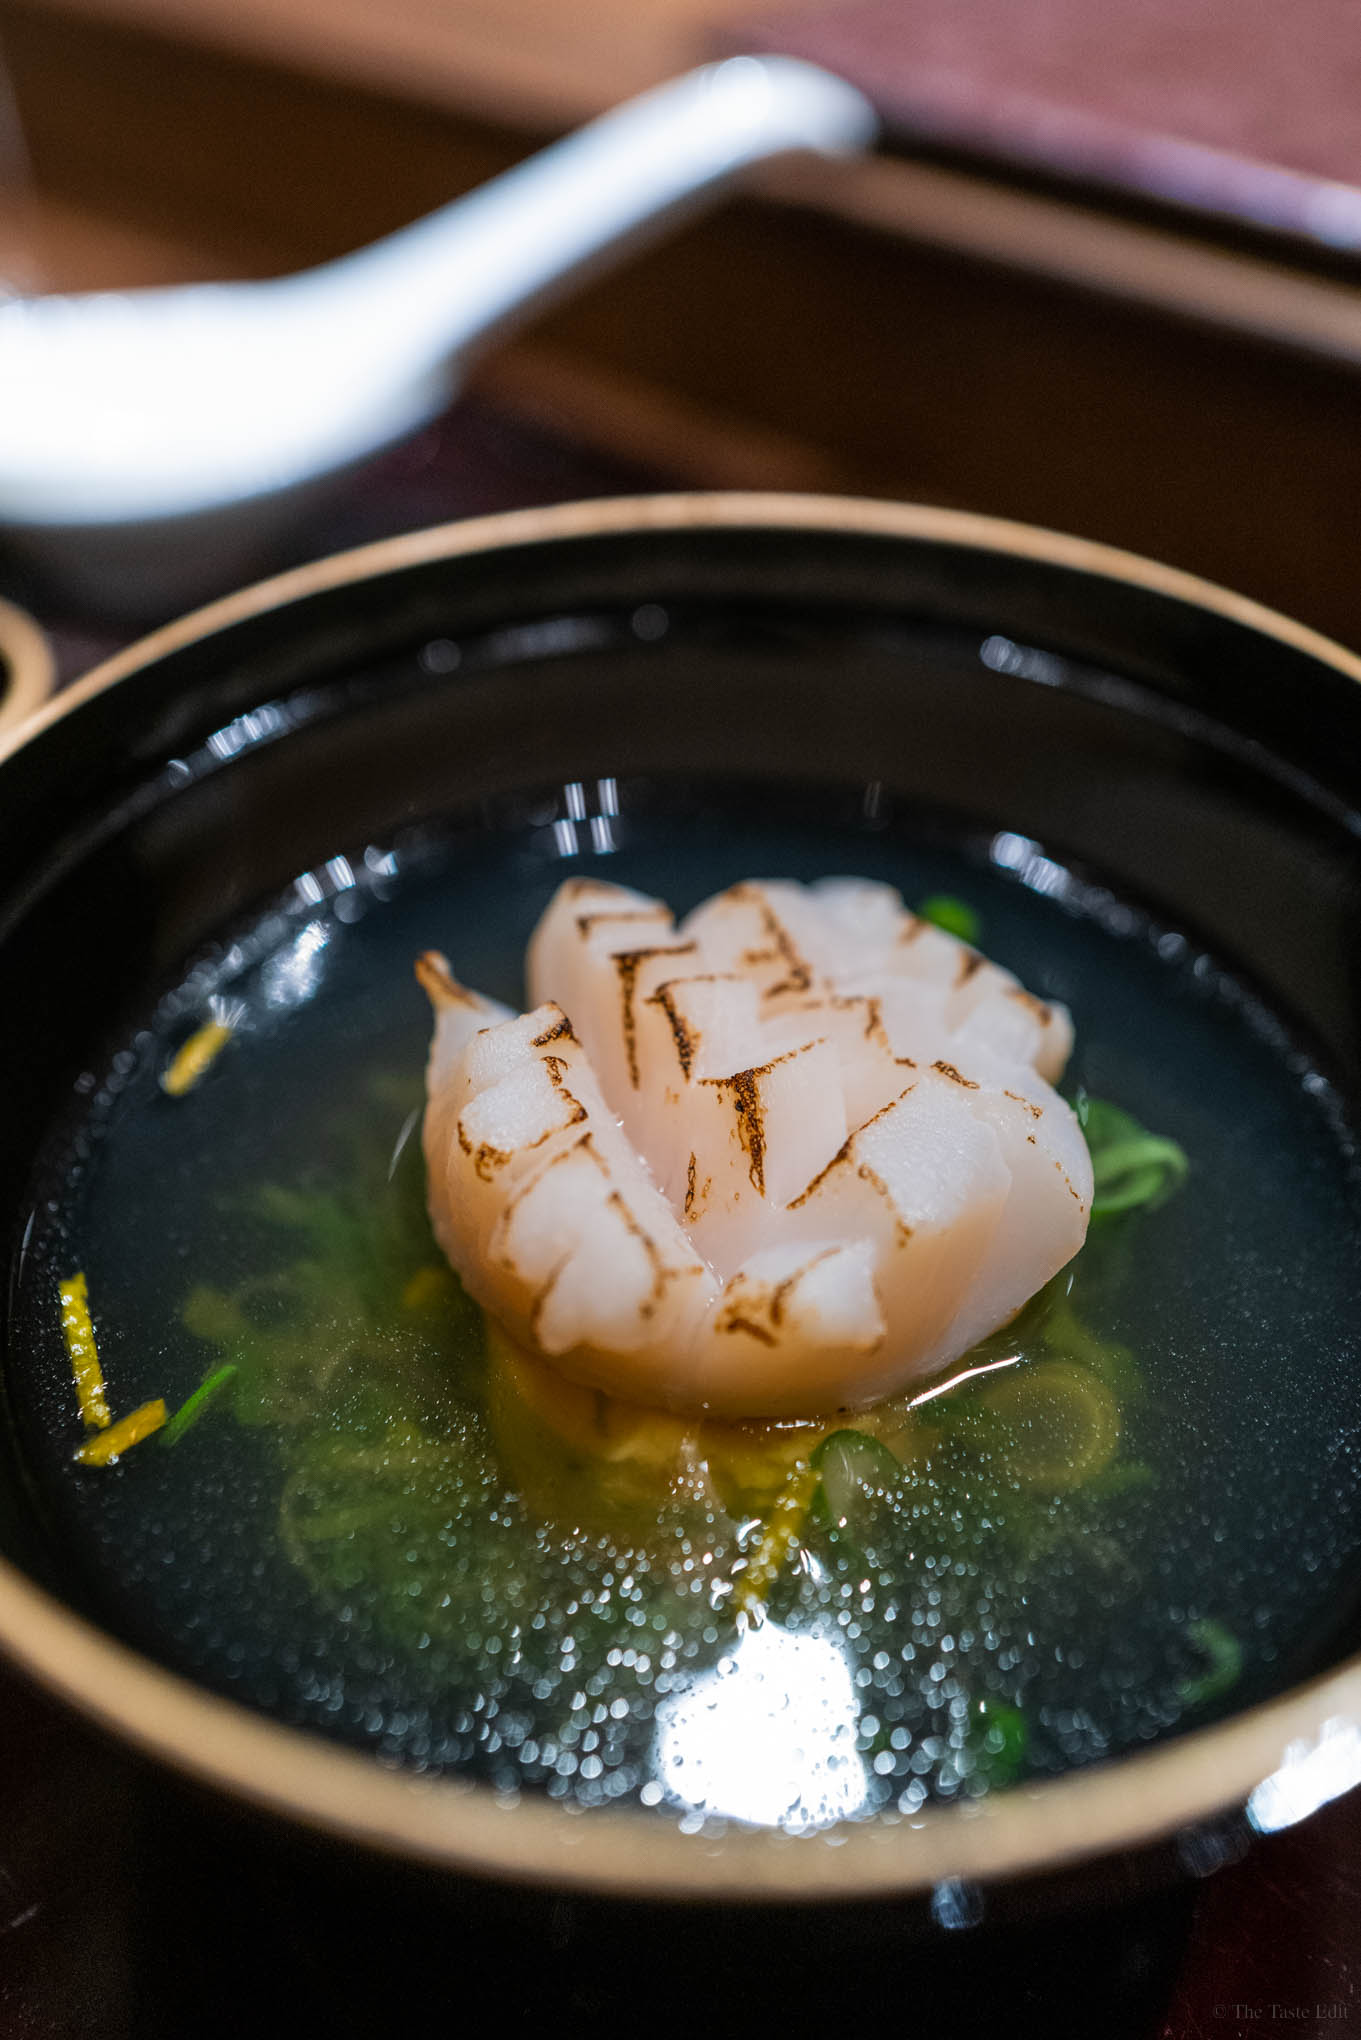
[{"x1": 9, "y1": 777, "x2": 1361, "y2": 1828}]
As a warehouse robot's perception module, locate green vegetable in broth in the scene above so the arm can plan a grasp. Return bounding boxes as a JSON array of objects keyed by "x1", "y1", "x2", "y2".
[
  {"x1": 161, "y1": 1363, "x2": 238, "y2": 1447},
  {"x1": 165, "y1": 880, "x2": 1192, "y2": 1754},
  {"x1": 1078, "y1": 1093, "x2": 1189, "y2": 1218},
  {"x1": 170, "y1": 1064, "x2": 1176, "y2": 1711},
  {"x1": 1176, "y1": 1618, "x2": 1243, "y2": 1711},
  {"x1": 915, "y1": 894, "x2": 983, "y2": 945},
  {"x1": 120, "y1": 885, "x2": 1193, "y2": 1804}
]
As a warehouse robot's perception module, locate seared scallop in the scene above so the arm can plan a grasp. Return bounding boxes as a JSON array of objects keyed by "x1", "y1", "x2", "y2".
[{"x1": 420, "y1": 877, "x2": 1091, "y2": 1417}]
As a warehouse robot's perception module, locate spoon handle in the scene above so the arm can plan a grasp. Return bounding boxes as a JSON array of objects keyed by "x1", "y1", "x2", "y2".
[{"x1": 294, "y1": 57, "x2": 878, "y2": 374}]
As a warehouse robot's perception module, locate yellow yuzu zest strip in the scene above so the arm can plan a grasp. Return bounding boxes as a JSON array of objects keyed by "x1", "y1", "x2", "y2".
[
  {"x1": 732, "y1": 1462, "x2": 819, "y2": 1616},
  {"x1": 74, "y1": 1399, "x2": 168, "y2": 1466},
  {"x1": 161, "y1": 1019, "x2": 235, "y2": 1096},
  {"x1": 58, "y1": 1272, "x2": 110, "y2": 1430}
]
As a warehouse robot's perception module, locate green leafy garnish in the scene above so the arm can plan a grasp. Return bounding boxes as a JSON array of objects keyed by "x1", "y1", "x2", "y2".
[
  {"x1": 968, "y1": 1698, "x2": 1029, "y2": 1786},
  {"x1": 169, "y1": 1064, "x2": 1186, "y2": 1798},
  {"x1": 916, "y1": 894, "x2": 981, "y2": 944},
  {"x1": 1176, "y1": 1618, "x2": 1242, "y2": 1709},
  {"x1": 162, "y1": 1362, "x2": 238, "y2": 1446},
  {"x1": 810, "y1": 1427, "x2": 902, "y2": 1526},
  {"x1": 1078, "y1": 1095, "x2": 1188, "y2": 1217},
  {"x1": 178, "y1": 1081, "x2": 713, "y2": 1659}
]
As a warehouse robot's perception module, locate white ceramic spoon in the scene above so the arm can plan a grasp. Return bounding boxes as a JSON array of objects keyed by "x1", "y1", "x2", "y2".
[{"x1": 0, "y1": 57, "x2": 876, "y2": 613}]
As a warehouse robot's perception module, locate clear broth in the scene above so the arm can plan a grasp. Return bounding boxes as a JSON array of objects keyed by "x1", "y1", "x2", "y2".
[{"x1": 9, "y1": 778, "x2": 1361, "y2": 1831}]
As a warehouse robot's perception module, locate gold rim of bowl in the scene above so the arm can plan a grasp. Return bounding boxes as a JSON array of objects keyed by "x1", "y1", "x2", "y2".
[{"x1": 0, "y1": 597, "x2": 56, "y2": 740}]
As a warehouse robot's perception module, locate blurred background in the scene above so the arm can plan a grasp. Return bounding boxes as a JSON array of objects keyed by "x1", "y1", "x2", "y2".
[{"x1": 7, "y1": 0, "x2": 1361, "y2": 676}]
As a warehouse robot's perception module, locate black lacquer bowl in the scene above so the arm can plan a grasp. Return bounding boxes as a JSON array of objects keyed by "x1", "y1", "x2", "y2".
[{"x1": 2, "y1": 494, "x2": 1360, "y2": 1915}]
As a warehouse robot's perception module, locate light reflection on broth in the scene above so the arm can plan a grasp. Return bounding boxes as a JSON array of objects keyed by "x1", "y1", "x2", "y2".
[{"x1": 653, "y1": 1621, "x2": 867, "y2": 1829}]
